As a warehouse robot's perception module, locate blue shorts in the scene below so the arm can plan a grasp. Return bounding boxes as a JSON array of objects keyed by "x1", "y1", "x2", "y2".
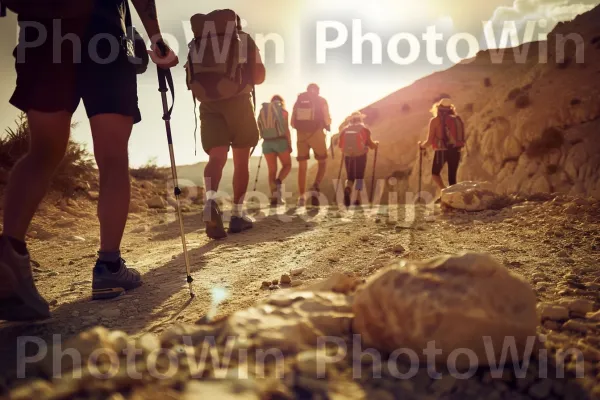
[{"x1": 262, "y1": 138, "x2": 290, "y2": 155}]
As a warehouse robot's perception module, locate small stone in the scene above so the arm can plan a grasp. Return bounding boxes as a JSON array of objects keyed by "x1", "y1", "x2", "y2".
[
  {"x1": 430, "y1": 375, "x2": 457, "y2": 395},
  {"x1": 131, "y1": 225, "x2": 149, "y2": 234},
  {"x1": 557, "y1": 250, "x2": 570, "y2": 258},
  {"x1": 586, "y1": 310, "x2": 600, "y2": 321},
  {"x1": 528, "y1": 379, "x2": 553, "y2": 399},
  {"x1": 47, "y1": 271, "x2": 59, "y2": 277},
  {"x1": 291, "y1": 267, "x2": 305, "y2": 276},
  {"x1": 272, "y1": 279, "x2": 279, "y2": 286},
  {"x1": 562, "y1": 320, "x2": 589, "y2": 334},
  {"x1": 269, "y1": 285, "x2": 280, "y2": 291},
  {"x1": 261, "y1": 281, "x2": 271, "y2": 289},
  {"x1": 280, "y1": 274, "x2": 292, "y2": 285},
  {"x1": 392, "y1": 245, "x2": 406, "y2": 254},
  {"x1": 70, "y1": 236, "x2": 86, "y2": 242},
  {"x1": 538, "y1": 304, "x2": 569, "y2": 321},
  {"x1": 563, "y1": 298, "x2": 594, "y2": 315},
  {"x1": 49, "y1": 299, "x2": 58, "y2": 307},
  {"x1": 71, "y1": 311, "x2": 79, "y2": 317}
]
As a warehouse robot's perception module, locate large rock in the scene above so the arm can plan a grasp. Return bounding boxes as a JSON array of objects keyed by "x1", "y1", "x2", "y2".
[
  {"x1": 146, "y1": 195, "x2": 167, "y2": 209},
  {"x1": 221, "y1": 291, "x2": 354, "y2": 354},
  {"x1": 352, "y1": 253, "x2": 537, "y2": 368},
  {"x1": 441, "y1": 182, "x2": 501, "y2": 211}
]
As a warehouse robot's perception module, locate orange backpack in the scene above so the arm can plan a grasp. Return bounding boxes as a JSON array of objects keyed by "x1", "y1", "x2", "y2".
[{"x1": 340, "y1": 124, "x2": 368, "y2": 157}]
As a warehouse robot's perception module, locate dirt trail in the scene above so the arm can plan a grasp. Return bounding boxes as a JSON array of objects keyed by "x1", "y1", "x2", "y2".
[{"x1": 0, "y1": 197, "x2": 598, "y2": 384}]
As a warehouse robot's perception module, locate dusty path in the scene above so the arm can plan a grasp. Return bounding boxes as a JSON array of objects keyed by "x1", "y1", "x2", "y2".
[{"x1": 0, "y1": 196, "x2": 598, "y2": 387}]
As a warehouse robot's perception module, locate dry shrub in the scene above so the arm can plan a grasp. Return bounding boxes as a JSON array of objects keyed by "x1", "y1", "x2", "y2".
[
  {"x1": 401, "y1": 103, "x2": 411, "y2": 113},
  {"x1": 507, "y1": 88, "x2": 522, "y2": 101},
  {"x1": 590, "y1": 35, "x2": 600, "y2": 45},
  {"x1": 130, "y1": 158, "x2": 167, "y2": 181},
  {"x1": 526, "y1": 127, "x2": 564, "y2": 158},
  {"x1": 483, "y1": 78, "x2": 492, "y2": 87},
  {"x1": 522, "y1": 83, "x2": 533, "y2": 91},
  {"x1": 515, "y1": 94, "x2": 531, "y2": 109},
  {"x1": 0, "y1": 114, "x2": 94, "y2": 195},
  {"x1": 570, "y1": 98, "x2": 581, "y2": 106},
  {"x1": 464, "y1": 103, "x2": 474, "y2": 113}
]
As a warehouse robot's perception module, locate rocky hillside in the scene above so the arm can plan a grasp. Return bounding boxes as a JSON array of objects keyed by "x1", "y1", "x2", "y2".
[{"x1": 320, "y1": 4, "x2": 600, "y2": 202}]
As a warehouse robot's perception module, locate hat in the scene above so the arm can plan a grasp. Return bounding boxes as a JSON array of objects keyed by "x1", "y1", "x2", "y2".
[
  {"x1": 438, "y1": 98, "x2": 454, "y2": 108},
  {"x1": 350, "y1": 111, "x2": 367, "y2": 122}
]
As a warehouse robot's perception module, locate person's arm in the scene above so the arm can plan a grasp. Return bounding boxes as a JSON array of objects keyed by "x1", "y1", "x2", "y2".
[
  {"x1": 131, "y1": 0, "x2": 178, "y2": 68},
  {"x1": 290, "y1": 104, "x2": 297, "y2": 130},
  {"x1": 322, "y1": 99, "x2": 332, "y2": 131},
  {"x1": 365, "y1": 128, "x2": 378, "y2": 149},
  {"x1": 420, "y1": 119, "x2": 435, "y2": 149}
]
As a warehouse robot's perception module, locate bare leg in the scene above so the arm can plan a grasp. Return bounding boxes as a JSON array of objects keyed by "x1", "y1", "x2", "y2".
[
  {"x1": 232, "y1": 147, "x2": 251, "y2": 205},
  {"x1": 2, "y1": 111, "x2": 72, "y2": 241},
  {"x1": 203, "y1": 146, "x2": 228, "y2": 196},
  {"x1": 298, "y1": 160, "x2": 307, "y2": 197},
  {"x1": 90, "y1": 114, "x2": 133, "y2": 252},
  {"x1": 276, "y1": 151, "x2": 292, "y2": 183},
  {"x1": 264, "y1": 152, "x2": 278, "y2": 195},
  {"x1": 314, "y1": 159, "x2": 327, "y2": 188}
]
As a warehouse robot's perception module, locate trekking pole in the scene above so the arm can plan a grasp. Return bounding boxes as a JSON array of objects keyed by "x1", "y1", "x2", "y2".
[
  {"x1": 369, "y1": 145, "x2": 379, "y2": 205},
  {"x1": 156, "y1": 45, "x2": 195, "y2": 299},
  {"x1": 253, "y1": 153, "x2": 263, "y2": 192},
  {"x1": 418, "y1": 147, "x2": 424, "y2": 200}
]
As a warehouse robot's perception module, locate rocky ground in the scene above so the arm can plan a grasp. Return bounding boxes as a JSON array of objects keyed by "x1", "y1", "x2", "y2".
[{"x1": 0, "y1": 184, "x2": 599, "y2": 399}]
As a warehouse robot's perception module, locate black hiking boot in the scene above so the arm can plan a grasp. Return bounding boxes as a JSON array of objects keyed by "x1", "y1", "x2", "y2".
[
  {"x1": 343, "y1": 187, "x2": 351, "y2": 208},
  {"x1": 204, "y1": 200, "x2": 227, "y2": 240},
  {"x1": 229, "y1": 215, "x2": 254, "y2": 234},
  {"x1": 92, "y1": 258, "x2": 142, "y2": 300}
]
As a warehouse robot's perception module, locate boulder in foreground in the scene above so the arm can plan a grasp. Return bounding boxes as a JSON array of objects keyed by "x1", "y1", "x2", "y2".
[
  {"x1": 441, "y1": 181, "x2": 501, "y2": 211},
  {"x1": 352, "y1": 253, "x2": 537, "y2": 368}
]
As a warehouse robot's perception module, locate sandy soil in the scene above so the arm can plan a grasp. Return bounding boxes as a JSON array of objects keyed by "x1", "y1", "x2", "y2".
[{"x1": 0, "y1": 193, "x2": 598, "y2": 388}]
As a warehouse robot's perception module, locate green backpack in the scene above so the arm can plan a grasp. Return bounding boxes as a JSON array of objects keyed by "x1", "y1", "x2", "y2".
[{"x1": 258, "y1": 101, "x2": 286, "y2": 140}]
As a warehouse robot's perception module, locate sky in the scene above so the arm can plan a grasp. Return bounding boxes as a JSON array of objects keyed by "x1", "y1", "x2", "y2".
[{"x1": 0, "y1": 0, "x2": 598, "y2": 167}]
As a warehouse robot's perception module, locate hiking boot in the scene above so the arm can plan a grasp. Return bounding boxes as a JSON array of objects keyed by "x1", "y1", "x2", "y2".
[
  {"x1": 204, "y1": 199, "x2": 227, "y2": 240},
  {"x1": 229, "y1": 215, "x2": 254, "y2": 234},
  {"x1": 343, "y1": 187, "x2": 352, "y2": 208},
  {"x1": 92, "y1": 258, "x2": 142, "y2": 300},
  {"x1": 0, "y1": 236, "x2": 51, "y2": 321}
]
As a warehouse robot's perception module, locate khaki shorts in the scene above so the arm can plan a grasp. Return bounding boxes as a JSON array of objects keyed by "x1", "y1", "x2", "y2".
[
  {"x1": 297, "y1": 130, "x2": 328, "y2": 161},
  {"x1": 200, "y1": 93, "x2": 260, "y2": 154}
]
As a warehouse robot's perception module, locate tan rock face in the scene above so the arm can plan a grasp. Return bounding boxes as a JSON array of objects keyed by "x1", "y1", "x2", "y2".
[
  {"x1": 440, "y1": 182, "x2": 501, "y2": 211},
  {"x1": 352, "y1": 253, "x2": 537, "y2": 367}
]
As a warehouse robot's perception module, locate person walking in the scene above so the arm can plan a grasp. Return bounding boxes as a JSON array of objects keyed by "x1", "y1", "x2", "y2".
[
  {"x1": 291, "y1": 83, "x2": 331, "y2": 207},
  {"x1": 185, "y1": 10, "x2": 266, "y2": 239},
  {"x1": 338, "y1": 112, "x2": 379, "y2": 207},
  {"x1": 257, "y1": 95, "x2": 292, "y2": 206},
  {"x1": 419, "y1": 98, "x2": 466, "y2": 197},
  {"x1": 0, "y1": 0, "x2": 179, "y2": 320}
]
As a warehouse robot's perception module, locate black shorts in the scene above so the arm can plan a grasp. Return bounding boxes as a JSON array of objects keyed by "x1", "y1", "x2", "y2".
[
  {"x1": 9, "y1": 19, "x2": 141, "y2": 123},
  {"x1": 344, "y1": 154, "x2": 368, "y2": 181}
]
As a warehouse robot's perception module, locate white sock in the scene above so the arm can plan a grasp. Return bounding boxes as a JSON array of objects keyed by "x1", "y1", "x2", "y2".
[
  {"x1": 232, "y1": 204, "x2": 244, "y2": 217},
  {"x1": 205, "y1": 191, "x2": 217, "y2": 202}
]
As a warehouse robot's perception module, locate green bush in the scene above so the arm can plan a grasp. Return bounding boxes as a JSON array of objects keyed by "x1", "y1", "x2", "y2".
[
  {"x1": 526, "y1": 127, "x2": 565, "y2": 158},
  {"x1": 130, "y1": 158, "x2": 167, "y2": 181},
  {"x1": 0, "y1": 114, "x2": 95, "y2": 194}
]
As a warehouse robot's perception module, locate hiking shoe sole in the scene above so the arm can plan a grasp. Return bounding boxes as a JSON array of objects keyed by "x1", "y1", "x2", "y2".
[
  {"x1": 0, "y1": 260, "x2": 51, "y2": 321},
  {"x1": 92, "y1": 260, "x2": 143, "y2": 301},
  {"x1": 92, "y1": 287, "x2": 126, "y2": 300}
]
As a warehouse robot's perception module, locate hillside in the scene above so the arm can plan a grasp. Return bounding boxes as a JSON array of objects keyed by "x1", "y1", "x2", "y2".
[{"x1": 314, "y1": 4, "x2": 600, "y2": 203}]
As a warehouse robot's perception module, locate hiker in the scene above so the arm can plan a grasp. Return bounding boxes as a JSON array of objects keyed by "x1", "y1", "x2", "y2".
[
  {"x1": 291, "y1": 83, "x2": 332, "y2": 207},
  {"x1": 338, "y1": 112, "x2": 379, "y2": 207},
  {"x1": 419, "y1": 98, "x2": 466, "y2": 194},
  {"x1": 257, "y1": 95, "x2": 292, "y2": 206},
  {"x1": 185, "y1": 10, "x2": 266, "y2": 239},
  {"x1": 0, "y1": 0, "x2": 179, "y2": 320}
]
